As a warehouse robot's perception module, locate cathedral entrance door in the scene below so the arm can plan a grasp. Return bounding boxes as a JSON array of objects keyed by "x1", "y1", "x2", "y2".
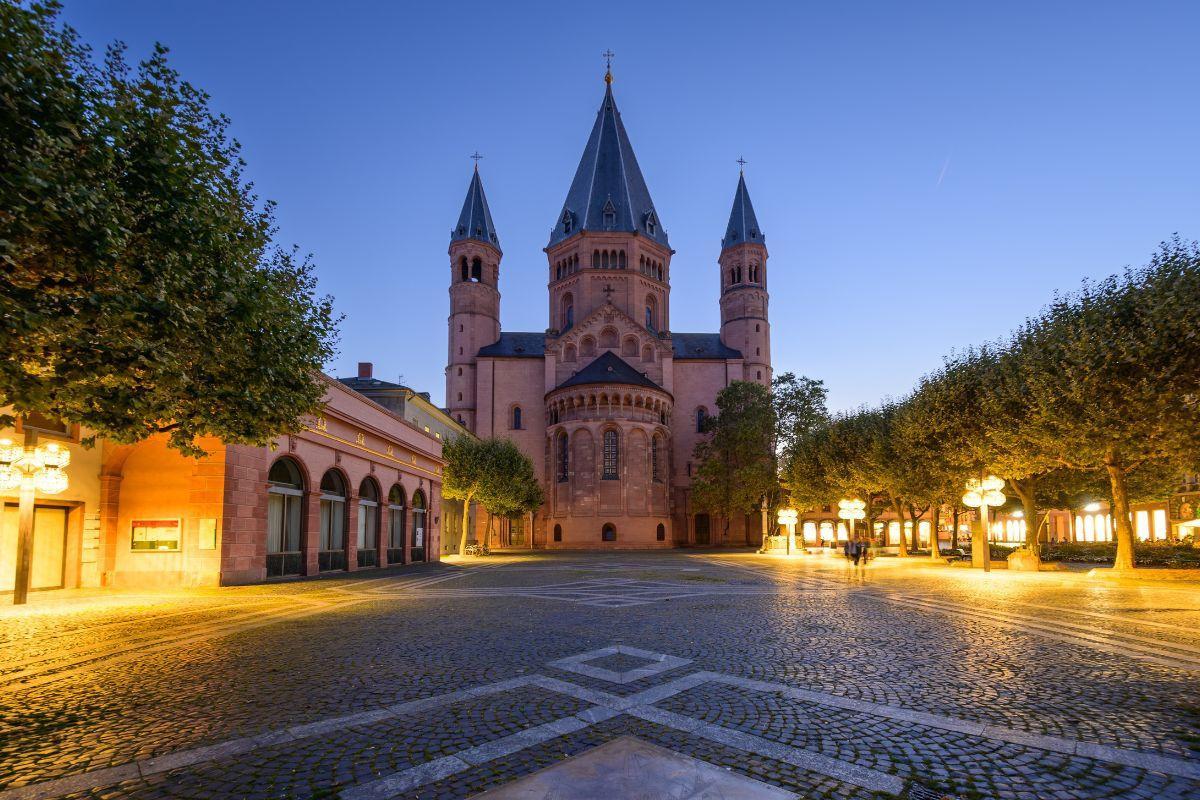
[{"x1": 694, "y1": 514, "x2": 711, "y2": 546}]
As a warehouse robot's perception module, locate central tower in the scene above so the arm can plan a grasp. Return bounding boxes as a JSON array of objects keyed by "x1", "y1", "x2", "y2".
[{"x1": 544, "y1": 69, "x2": 673, "y2": 337}]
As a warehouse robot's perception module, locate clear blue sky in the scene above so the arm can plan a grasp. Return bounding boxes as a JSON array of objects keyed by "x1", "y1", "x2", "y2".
[{"x1": 61, "y1": 0, "x2": 1200, "y2": 413}]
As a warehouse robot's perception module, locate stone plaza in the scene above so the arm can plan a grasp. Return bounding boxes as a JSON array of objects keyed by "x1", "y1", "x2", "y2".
[{"x1": 1, "y1": 551, "x2": 1198, "y2": 800}]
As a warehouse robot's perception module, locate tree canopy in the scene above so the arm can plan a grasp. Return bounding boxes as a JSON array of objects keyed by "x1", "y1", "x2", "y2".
[
  {"x1": 1, "y1": 2, "x2": 338, "y2": 455},
  {"x1": 442, "y1": 435, "x2": 543, "y2": 555}
]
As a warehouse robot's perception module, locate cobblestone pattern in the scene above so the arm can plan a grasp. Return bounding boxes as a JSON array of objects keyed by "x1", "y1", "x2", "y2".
[
  {"x1": 659, "y1": 681, "x2": 1200, "y2": 800},
  {"x1": 2, "y1": 553, "x2": 1199, "y2": 799}
]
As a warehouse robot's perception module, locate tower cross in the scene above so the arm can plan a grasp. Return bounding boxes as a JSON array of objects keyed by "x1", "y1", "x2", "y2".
[
  {"x1": 470, "y1": 151, "x2": 484, "y2": 165},
  {"x1": 602, "y1": 49, "x2": 615, "y2": 84},
  {"x1": 736, "y1": 156, "x2": 747, "y2": 173}
]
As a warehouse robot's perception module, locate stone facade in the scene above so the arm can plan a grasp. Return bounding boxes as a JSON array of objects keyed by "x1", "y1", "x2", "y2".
[{"x1": 446, "y1": 73, "x2": 773, "y2": 550}]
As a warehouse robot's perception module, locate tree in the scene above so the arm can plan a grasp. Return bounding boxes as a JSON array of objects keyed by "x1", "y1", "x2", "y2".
[
  {"x1": 691, "y1": 381, "x2": 778, "y2": 544},
  {"x1": 772, "y1": 372, "x2": 829, "y2": 468},
  {"x1": 0, "y1": 3, "x2": 338, "y2": 456},
  {"x1": 442, "y1": 436, "x2": 542, "y2": 556},
  {"x1": 1005, "y1": 238, "x2": 1200, "y2": 571}
]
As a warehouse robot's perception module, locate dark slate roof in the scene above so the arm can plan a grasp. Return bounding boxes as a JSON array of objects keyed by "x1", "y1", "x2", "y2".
[
  {"x1": 450, "y1": 166, "x2": 500, "y2": 249},
  {"x1": 721, "y1": 172, "x2": 765, "y2": 249},
  {"x1": 477, "y1": 332, "x2": 544, "y2": 358},
  {"x1": 557, "y1": 351, "x2": 660, "y2": 390},
  {"x1": 548, "y1": 81, "x2": 668, "y2": 248},
  {"x1": 671, "y1": 333, "x2": 743, "y2": 360},
  {"x1": 337, "y1": 376, "x2": 406, "y2": 391}
]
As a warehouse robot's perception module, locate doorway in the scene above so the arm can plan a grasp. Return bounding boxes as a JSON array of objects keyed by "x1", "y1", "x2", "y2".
[
  {"x1": 694, "y1": 514, "x2": 711, "y2": 546},
  {"x1": 1, "y1": 505, "x2": 68, "y2": 591}
]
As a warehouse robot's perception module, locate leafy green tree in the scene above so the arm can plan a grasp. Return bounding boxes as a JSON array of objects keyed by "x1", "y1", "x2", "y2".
[
  {"x1": 0, "y1": 3, "x2": 337, "y2": 456},
  {"x1": 442, "y1": 436, "x2": 542, "y2": 555},
  {"x1": 772, "y1": 372, "x2": 828, "y2": 468},
  {"x1": 1005, "y1": 238, "x2": 1200, "y2": 570},
  {"x1": 692, "y1": 381, "x2": 778, "y2": 543}
]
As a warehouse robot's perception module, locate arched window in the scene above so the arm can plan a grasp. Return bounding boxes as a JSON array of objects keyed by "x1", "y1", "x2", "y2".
[
  {"x1": 602, "y1": 250, "x2": 611, "y2": 269},
  {"x1": 581, "y1": 336, "x2": 596, "y2": 357},
  {"x1": 622, "y1": 336, "x2": 638, "y2": 357},
  {"x1": 602, "y1": 523, "x2": 617, "y2": 542},
  {"x1": 736, "y1": 266, "x2": 743, "y2": 283},
  {"x1": 411, "y1": 490, "x2": 427, "y2": 561},
  {"x1": 618, "y1": 250, "x2": 626, "y2": 269},
  {"x1": 641, "y1": 345, "x2": 654, "y2": 362},
  {"x1": 592, "y1": 250, "x2": 600, "y2": 268},
  {"x1": 318, "y1": 470, "x2": 348, "y2": 571},
  {"x1": 696, "y1": 407, "x2": 707, "y2": 433},
  {"x1": 600, "y1": 328, "x2": 618, "y2": 349},
  {"x1": 562, "y1": 293, "x2": 574, "y2": 330},
  {"x1": 557, "y1": 432, "x2": 569, "y2": 482},
  {"x1": 645, "y1": 295, "x2": 657, "y2": 332},
  {"x1": 387, "y1": 485, "x2": 406, "y2": 564},
  {"x1": 460, "y1": 257, "x2": 468, "y2": 282},
  {"x1": 471, "y1": 257, "x2": 482, "y2": 282},
  {"x1": 729, "y1": 268, "x2": 735, "y2": 285},
  {"x1": 266, "y1": 458, "x2": 304, "y2": 577},
  {"x1": 553, "y1": 524, "x2": 563, "y2": 542},
  {"x1": 656, "y1": 523, "x2": 666, "y2": 541},
  {"x1": 602, "y1": 430, "x2": 619, "y2": 479},
  {"x1": 563, "y1": 344, "x2": 577, "y2": 363},
  {"x1": 357, "y1": 477, "x2": 380, "y2": 568},
  {"x1": 512, "y1": 406, "x2": 523, "y2": 430},
  {"x1": 651, "y1": 436, "x2": 662, "y2": 482}
]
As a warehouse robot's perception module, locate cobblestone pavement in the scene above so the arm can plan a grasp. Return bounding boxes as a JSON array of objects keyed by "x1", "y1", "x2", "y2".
[{"x1": 1, "y1": 552, "x2": 1199, "y2": 799}]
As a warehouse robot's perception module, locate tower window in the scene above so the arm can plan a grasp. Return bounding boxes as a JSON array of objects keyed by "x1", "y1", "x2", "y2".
[
  {"x1": 512, "y1": 406, "x2": 522, "y2": 430},
  {"x1": 471, "y1": 258, "x2": 482, "y2": 282},
  {"x1": 592, "y1": 250, "x2": 600, "y2": 269},
  {"x1": 645, "y1": 295, "x2": 657, "y2": 333},
  {"x1": 696, "y1": 407, "x2": 707, "y2": 433},
  {"x1": 460, "y1": 257, "x2": 468, "y2": 282},
  {"x1": 618, "y1": 250, "x2": 626, "y2": 269},
  {"x1": 561, "y1": 210, "x2": 573, "y2": 233},
  {"x1": 602, "y1": 430, "x2": 619, "y2": 479},
  {"x1": 651, "y1": 436, "x2": 661, "y2": 482},
  {"x1": 603, "y1": 199, "x2": 616, "y2": 228},
  {"x1": 557, "y1": 432, "x2": 569, "y2": 482}
]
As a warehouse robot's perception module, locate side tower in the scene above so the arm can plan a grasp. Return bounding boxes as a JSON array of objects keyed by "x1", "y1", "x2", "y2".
[
  {"x1": 718, "y1": 171, "x2": 771, "y2": 385},
  {"x1": 446, "y1": 165, "x2": 501, "y2": 432}
]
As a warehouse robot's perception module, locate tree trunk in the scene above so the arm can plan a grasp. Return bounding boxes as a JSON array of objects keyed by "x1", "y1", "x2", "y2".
[
  {"x1": 1105, "y1": 454, "x2": 1137, "y2": 571},
  {"x1": 930, "y1": 505, "x2": 942, "y2": 560},
  {"x1": 457, "y1": 491, "x2": 474, "y2": 556},
  {"x1": 1010, "y1": 478, "x2": 1041, "y2": 567},
  {"x1": 951, "y1": 505, "x2": 960, "y2": 549},
  {"x1": 892, "y1": 498, "x2": 909, "y2": 557}
]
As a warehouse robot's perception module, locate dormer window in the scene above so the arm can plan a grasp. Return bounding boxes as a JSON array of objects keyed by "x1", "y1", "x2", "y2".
[
  {"x1": 644, "y1": 211, "x2": 658, "y2": 235},
  {"x1": 561, "y1": 210, "x2": 573, "y2": 234},
  {"x1": 602, "y1": 199, "x2": 616, "y2": 228}
]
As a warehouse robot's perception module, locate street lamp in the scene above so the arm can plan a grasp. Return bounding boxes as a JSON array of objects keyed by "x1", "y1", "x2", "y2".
[
  {"x1": 1, "y1": 433, "x2": 72, "y2": 604},
  {"x1": 776, "y1": 508, "x2": 799, "y2": 555},
  {"x1": 961, "y1": 475, "x2": 1005, "y2": 572},
  {"x1": 837, "y1": 498, "x2": 866, "y2": 547}
]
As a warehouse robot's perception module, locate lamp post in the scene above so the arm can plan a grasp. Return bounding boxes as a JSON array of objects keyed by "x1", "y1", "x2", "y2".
[
  {"x1": 0, "y1": 431, "x2": 72, "y2": 605},
  {"x1": 776, "y1": 508, "x2": 799, "y2": 555},
  {"x1": 961, "y1": 475, "x2": 1005, "y2": 572},
  {"x1": 837, "y1": 498, "x2": 866, "y2": 547}
]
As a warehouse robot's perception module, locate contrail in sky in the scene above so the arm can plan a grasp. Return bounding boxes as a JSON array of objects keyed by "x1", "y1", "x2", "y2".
[{"x1": 936, "y1": 156, "x2": 951, "y2": 187}]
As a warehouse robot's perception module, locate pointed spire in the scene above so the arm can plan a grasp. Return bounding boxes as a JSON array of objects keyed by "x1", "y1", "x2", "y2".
[
  {"x1": 451, "y1": 163, "x2": 500, "y2": 250},
  {"x1": 548, "y1": 77, "x2": 668, "y2": 248},
  {"x1": 722, "y1": 170, "x2": 764, "y2": 249}
]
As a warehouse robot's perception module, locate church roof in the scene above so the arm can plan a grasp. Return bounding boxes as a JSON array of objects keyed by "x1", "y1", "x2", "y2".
[
  {"x1": 671, "y1": 333, "x2": 743, "y2": 360},
  {"x1": 548, "y1": 80, "x2": 668, "y2": 248},
  {"x1": 451, "y1": 166, "x2": 500, "y2": 250},
  {"x1": 557, "y1": 351, "x2": 660, "y2": 390},
  {"x1": 477, "y1": 332, "x2": 544, "y2": 358},
  {"x1": 721, "y1": 172, "x2": 764, "y2": 249}
]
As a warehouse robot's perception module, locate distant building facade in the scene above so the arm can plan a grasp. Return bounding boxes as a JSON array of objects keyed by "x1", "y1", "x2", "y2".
[{"x1": 445, "y1": 70, "x2": 772, "y2": 549}]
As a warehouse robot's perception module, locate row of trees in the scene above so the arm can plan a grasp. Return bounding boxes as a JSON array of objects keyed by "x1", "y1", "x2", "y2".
[
  {"x1": 442, "y1": 436, "x2": 543, "y2": 555},
  {"x1": 785, "y1": 238, "x2": 1200, "y2": 571}
]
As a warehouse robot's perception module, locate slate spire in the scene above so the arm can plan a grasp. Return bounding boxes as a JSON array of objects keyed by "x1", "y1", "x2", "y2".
[
  {"x1": 721, "y1": 171, "x2": 764, "y2": 249},
  {"x1": 548, "y1": 75, "x2": 668, "y2": 248},
  {"x1": 451, "y1": 165, "x2": 500, "y2": 250}
]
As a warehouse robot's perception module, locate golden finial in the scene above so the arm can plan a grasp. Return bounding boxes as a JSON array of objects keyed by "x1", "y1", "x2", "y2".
[{"x1": 602, "y1": 49, "x2": 614, "y2": 84}]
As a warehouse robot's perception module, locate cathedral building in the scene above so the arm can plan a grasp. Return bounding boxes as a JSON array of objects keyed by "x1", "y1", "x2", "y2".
[{"x1": 445, "y1": 69, "x2": 772, "y2": 549}]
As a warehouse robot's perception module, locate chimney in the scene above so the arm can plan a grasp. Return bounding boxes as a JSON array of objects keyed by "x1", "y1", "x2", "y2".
[{"x1": 357, "y1": 362, "x2": 373, "y2": 379}]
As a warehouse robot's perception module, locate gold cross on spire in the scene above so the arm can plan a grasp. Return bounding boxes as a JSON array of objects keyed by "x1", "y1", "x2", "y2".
[{"x1": 602, "y1": 49, "x2": 615, "y2": 84}]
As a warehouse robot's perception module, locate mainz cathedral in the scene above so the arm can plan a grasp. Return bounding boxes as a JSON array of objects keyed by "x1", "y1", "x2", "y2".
[{"x1": 446, "y1": 66, "x2": 772, "y2": 548}]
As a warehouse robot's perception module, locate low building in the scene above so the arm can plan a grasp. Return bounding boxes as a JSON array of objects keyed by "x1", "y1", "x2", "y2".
[{"x1": 0, "y1": 375, "x2": 446, "y2": 594}]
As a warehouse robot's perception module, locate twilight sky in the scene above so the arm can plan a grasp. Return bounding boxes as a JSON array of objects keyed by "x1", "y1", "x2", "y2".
[{"x1": 62, "y1": 1, "x2": 1200, "y2": 413}]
